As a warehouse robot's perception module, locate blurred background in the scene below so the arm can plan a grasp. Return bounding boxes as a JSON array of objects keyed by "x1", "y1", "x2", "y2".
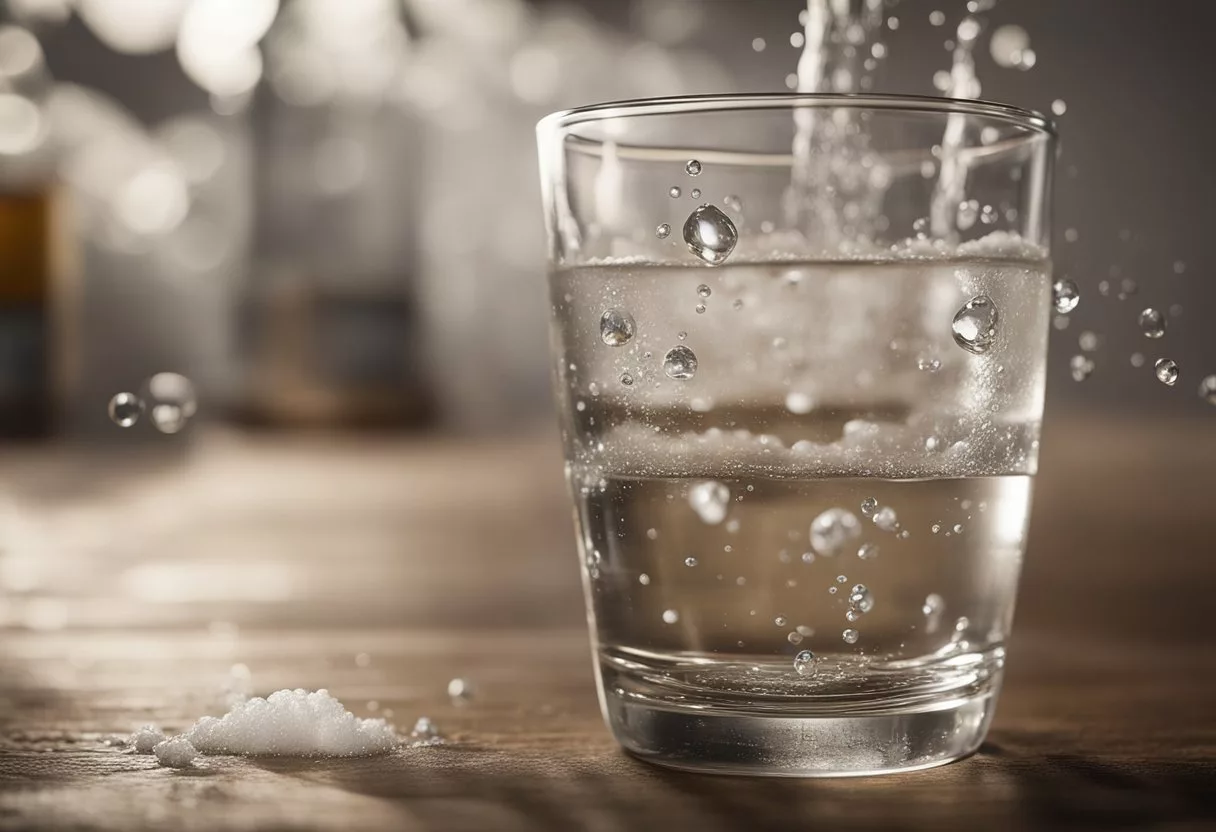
[{"x1": 0, "y1": 0, "x2": 1212, "y2": 629}]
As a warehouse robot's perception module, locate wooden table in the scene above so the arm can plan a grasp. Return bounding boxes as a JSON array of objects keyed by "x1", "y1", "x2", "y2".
[{"x1": 1, "y1": 418, "x2": 1214, "y2": 831}]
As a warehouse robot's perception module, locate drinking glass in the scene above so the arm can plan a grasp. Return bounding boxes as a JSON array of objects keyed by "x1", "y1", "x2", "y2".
[{"x1": 537, "y1": 94, "x2": 1055, "y2": 776}]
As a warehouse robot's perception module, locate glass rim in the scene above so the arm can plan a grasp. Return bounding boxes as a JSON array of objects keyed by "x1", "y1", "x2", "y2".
[{"x1": 538, "y1": 92, "x2": 1057, "y2": 138}]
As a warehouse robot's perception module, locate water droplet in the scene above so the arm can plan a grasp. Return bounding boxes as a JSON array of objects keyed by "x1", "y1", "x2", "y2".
[
  {"x1": 857, "y1": 543, "x2": 878, "y2": 560},
  {"x1": 619, "y1": 372, "x2": 634, "y2": 386},
  {"x1": 860, "y1": 497, "x2": 878, "y2": 517},
  {"x1": 663, "y1": 345, "x2": 698, "y2": 380},
  {"x1": 801, "y1": 552, "x2": 815, "y2": 564},
  {"x1": 688, "y1": 481, "x2": 730, "y2": 525},
  {"x1": 952, "y1": 524, "x2": 964, "y2": 534},
  {"x1": 954, "y1": 616, "x2": 970, "y2": 632},
  {"x1": 980, "y1": 204, "x2": 998, "y2": 225},
  {"x1": 683, "y1": 556, "x2": 698, "y2": 568},
  {"x1": 929, "y1": 10, "x2": 946, "y2": 26},
  {"x1": 842, "y1": 629, "x2": 859, "y2": 644},
  {"x1": 957, "y1": 200, "x2": 979, "y2": 230},
  {"x1": 447, "y1": 678, "x2": 473, "y2": 701},
  {"x1": 845, "y1": 609, "x2": 861, "y2": 622},
  {"x1": 793, "y1": 649, "x2": 817, "y2": 676},
  {"x1": 1138, "y1": 308, "x2": 1166, "y2": 339},
  {"x1": 952, "y1": 295, "x2": 999, "y2": 354},
  {"x1": 108, "y1": 393, "x2": 144, "y2": 428},
  {"x1": 752, "y1": 37, "x2": 766, "y2": 52},
  {"x1": 685, "y1": 159, "x2": 702, "y2": 176},
  {"x1": 690, "y1": 188, "x2": 701, "y2": 199},
  {"x1": 836, "y1": 574, "x2": 848, "y2": 584},
  {"x1": 774, "y1": 616, "x2": 787, "y2": 627},
  {"x1": 1199, "y1": 375, "x2": 1216, "y2": 405},
  {"x1": 917, "y1": 355, "x2": 942, "y2": 373},
  {"x1": 599, "y1": 309, "x2": 636, "y2": 346},
  {"x1": 1155, "y1": 358, "x2": 1179, "y2": 386},
  {"x1": 151, "y1": 404, "x2": 188, "y2": 434},
  {"x1": 931, "y1": 523, "x2": 942, "y2": 534},
  {"x1": 1130, "y1": 352, "x2": 1145, "y2": 368},
  {"x1": 787, "y1": 631, "x2": 803, "y2": 645},
  {"x1": 828, "y1": 586, "x2": 837, "y2": 594},
  {"x1": 810, "y1": 508, "x2": 861, "y2": 556},
  {"x1": 1052, "y1": 279, "x2": 1079, "y2": 314},
  {"x1": 683, "y1": 204, "x2": 738, "y2": 266},
  {"x1": 638, "y1": 573, "x2": 650, "y2": 585},
  {"x1": 655, "y1": 223, "x2": 671, "y2": 239},
  {"x1": 923, "y1": 594, "x2": 944, "y2": 616},
  {"x1": 575, "y1": 400, "x2": 586, "y2": 412},
  {"x1": 1051, "y1": 99, "x2": 1067, "y2": 116},
  {"x1": 669, "y1": 186, "x2": 681, "y2": 198},
  {"x1": 1118, "y1": 278, "x2": 1138, "y2": 300},
  {"x1": 871, "y1": 506, "x2": 898, "y2": 532},
  {"x1": 662, "y1": 609, "x2": 679, "y2": 624},
  {"x1": 411, "y1": 716, "x2": 441, "y2": 743},
  {"x1": 1079, "y1": 331, "x2": 1100, "y2": 352},
  {"x1": 696, "y1": 284, "x2": 712, "y2": 299},
  {"x1": 1070, "y1": 355, "x2": 1094, "y2": 382},
  {"x1": 646, "y1": 528, "x2": 658, "y2": 540},
  {"x1": 695, "y1": 303, "x2": 706, "y2": 314},
  {"x1": 731, "y1": 298, "x2": 744, "y2": 311}
]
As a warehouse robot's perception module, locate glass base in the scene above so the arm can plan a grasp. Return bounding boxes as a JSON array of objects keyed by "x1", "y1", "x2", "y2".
[{"x1": 604, "y1": 687, "x2": 997, "y2": 777}]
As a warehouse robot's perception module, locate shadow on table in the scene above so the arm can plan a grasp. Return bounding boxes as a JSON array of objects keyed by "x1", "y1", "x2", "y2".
[{"x1": 245, "y1": 741, "x2": 1216, "y2": 831}]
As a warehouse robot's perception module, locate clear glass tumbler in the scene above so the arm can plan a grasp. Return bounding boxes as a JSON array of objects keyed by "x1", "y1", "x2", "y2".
[{"x1": 537, "y1": 94, "x2": 1055, "y2": 776}]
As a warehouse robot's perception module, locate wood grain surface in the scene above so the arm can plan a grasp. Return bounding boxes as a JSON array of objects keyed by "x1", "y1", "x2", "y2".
[{"x1": 1, "y1": 417, "x2": 1214, "y2": 831}]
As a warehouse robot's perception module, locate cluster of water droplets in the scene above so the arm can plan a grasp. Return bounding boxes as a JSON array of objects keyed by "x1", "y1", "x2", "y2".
[{"x1": 107, "y1": 372, "x2": 198, "y2": 434}]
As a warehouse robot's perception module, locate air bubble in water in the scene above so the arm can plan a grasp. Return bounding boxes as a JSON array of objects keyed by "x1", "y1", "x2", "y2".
[
  {"x1": 619, "y1": 372, "x2": 634, "y2": 386},
  {"x1": 108, "y1": 393, "x2": 144, "y2": 427},
  {"x1": 669, "y1": 186, "x2": 681, "y2": 198},
  {"x1": 1052, "y1": 279, "x2": 1079, "y2": 314},
  {"x1": 662, "y1": 609, "x2": 679, "y2": 624},
  {"x1": 689, "y1": 481, "x2": 730, "y2": 525},
  {"x1": 685, "y1": 159, "x2": 702, "y2": 176},
  {"x1": 1139, "y1": 308, "x2": 1166, "y2": 339},
  {"x1": 683, "y1": 204, "x2": 738, "y2": 266},
  {"x1": 845, "y1": 609, "x2": 861, "y2": 622},
  {"x1": 787, "y1": 632, "x2": 803, "y2": 645},
  {"x1": 1155, "y1": 358, "x2": 1179, "y2": 386},
  {"x1": 871, "y1": 506, "x2": 898, "y2": 532},
  {"x1": 1070, "y1": 355, "x2": 1094, "y2": 382},
  {"x1": 663, "y1": 345, "x2": 698, "y2": 380},
  {"x1": 599, "y1": 309, "x2": 635, "y2": 346},
  {"x1": 857, "y1": 543, "x2": 878, "y2": 560},
  {"x1": 793, "y1": 649, "x2": 817, "y2": 676},
  {"x1": 690, "y1": 188, "x2": 701, "y2": 199},
  {"x1": 1198, "y1": 375, "x2": 1216, "y2": 405},
  {"x1": 697, "y1": 284, "x2": 712, "y2": 298},
  {"x1": 655, "y1": 223, "x2": 671, "y2": 239},
  {"x1": 842, "y1": 629, "x2": 859, "y2": 644},
  {"x1": 810, "y1": 508, "x2": 861, "y2": 556},
  {"x1": 774, "y1": 616, "x2": 787, "y2": 627},
  {"x1": 695, "y1": 303, "x2": 706, "y2": 314},
  {"x1": 685, "y1": 557, "x2": 698, "y2": 567},
  {"x1": 952, "y1": 295, "x2": 999, "y2": 355},
  {"x1": 860, "y1": 497, "x2": 878, "y2": 517}
]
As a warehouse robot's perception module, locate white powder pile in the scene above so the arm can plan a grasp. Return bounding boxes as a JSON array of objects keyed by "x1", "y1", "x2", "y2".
[
  {"x1": 183, "y1": 688, "x2": 400, "y2": 757},
  {"x1": 153, "y1": 736, "x2": 198, "y2": 768}
]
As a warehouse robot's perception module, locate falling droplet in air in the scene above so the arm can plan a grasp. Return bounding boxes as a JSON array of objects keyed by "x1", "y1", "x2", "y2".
[
  {"x1": 1052, "y1": 279, "x2": 1080, "y2": 314},
  {"x1": 685, "y1": 159, "x2": 702, "y2": 176},
  {"x1": 688, "y1": 481, "x2": 730, "y2": 525},
  {"x1": 663, "y1": 345, "x2": 698, "y2": 380},
  {"x1": 108, "y1": 393, "x2": 144, "y2": 428},
  {"x1": 1155, "y1": 358, "x2": 1179, "y2": 386},
  {"x1": 842, "y1": 629, "x2": 860, "y2": 644},
  {"x1": 989, "y1": 24, "x2": 1029, "y2": 67},
  {"x1": 662, "y1": 609, "x2": 679, "y2": 624},
  {"x1": 599, "y1": 309, "x2": 636, "y2": 346},
  {"x1": 871, "y1": 506, "x2": 898, "y2": 532},
  {"x1": 857, "y1": 543, "x2": 878, "y2": 560},
  {"x1": 787, "y1": 631, "x2": 803, "y2": 645},
  {"x1": 860, "y1": 497, "x2": 878, "y2": 517},
  {"x1": 697, "y1": 284, "x2": 712, "y2": 298},
  {"x1": 690, "y1": 188, "x2": 701, "y2": 199},
  {"x1": 655, "y1": 223, "x2": 671, "y2": 239},
  {"x1": 809, "y1": 508, "x2": 862, "y2": 556},
  {"x1": 1051, "y1": 99, "x2": 1067, "y2": 116},
  {"x1": 683, "y1": 204, "x2": 738, "y2": 266},
  {"x1": 669, "y1": 186, "x2": 681, "y2": 198},
  {"x1": 1138, "y1": 308, "x2": 1166, "y2": 339},
  {"x1": 1070, "y1": 355, "x2": 1094, "y2": 382},
  {"x1": 1198, "y1": 375, "x2": 1216, "y2": 405},
  {"x1": 793, "y1": 649, "x2": 817, "y2": 676},
  {"x1": 952, "y1": 295, "x2": 999, "y2": 355}
]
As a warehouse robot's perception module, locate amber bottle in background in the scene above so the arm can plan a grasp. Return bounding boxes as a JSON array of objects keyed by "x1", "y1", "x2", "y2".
[{"x1": 0, "y1": 186, "x2": 69, "y2": 440}]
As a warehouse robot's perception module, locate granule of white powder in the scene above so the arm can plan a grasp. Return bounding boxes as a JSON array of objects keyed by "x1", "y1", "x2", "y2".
[
  {"x1": 182, "y1": 688, "x2": 399, "y2": 757},
  {"x1": 153, "y1": 736, "x2": 197, "y2": 768},
  {"x1": 129, "y1": 725, "x2": 165, "y2": 753}
]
